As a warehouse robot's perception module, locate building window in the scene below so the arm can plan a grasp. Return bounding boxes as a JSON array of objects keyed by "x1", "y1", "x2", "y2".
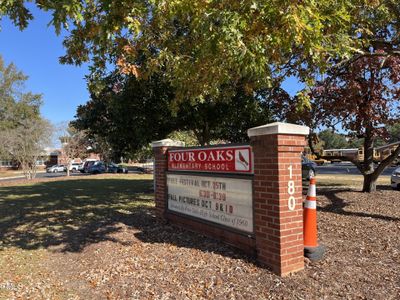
[
  {"x1": 36, "y1": 159, "x2": 45, "y2": 166},
  {"x1": 0, "y1": 161, "x2": 13, "y2": 167}
]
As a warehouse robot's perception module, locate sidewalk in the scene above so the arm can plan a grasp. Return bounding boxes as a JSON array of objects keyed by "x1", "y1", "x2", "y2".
[{"x1": 0, "y1": 171, "x2": 46, "y2": 181}]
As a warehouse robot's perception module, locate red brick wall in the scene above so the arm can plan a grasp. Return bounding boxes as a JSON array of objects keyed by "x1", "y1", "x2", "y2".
[
  {"x1": 251, "y1": 134, "x2": 306, "y2": 276},
  {"x1": 153, "y1": 146, "x2": 168, "y2": 219},
  {"x1": 153, "y1": 131, "x2": 307, "y2": 276},
  {"x1": 166, "y1": 212, "x2": 256, "y2": 255},
  {"x1": 153, "y1": 145, "x2": 256, "y2": 255}
]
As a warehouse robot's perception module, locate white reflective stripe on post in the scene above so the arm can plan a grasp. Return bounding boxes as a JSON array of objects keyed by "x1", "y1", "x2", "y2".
[
  {"x1": 307, "y1": 184, "x2": 316, "y2": 197},
  {"x1": 304, "y1": 200, "x2": 317, "y2": 209}
]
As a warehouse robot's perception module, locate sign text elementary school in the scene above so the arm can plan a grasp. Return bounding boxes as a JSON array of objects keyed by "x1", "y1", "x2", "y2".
[
  {"x1": 154, "y1": 122, "x2": 311, "y2": 276},
  {"x1": 166, "y1": 145, "x2": 254, "y2": 233},
  {"x1": 167, "y1": 174, "x2": 253, "y2": 232},
  {"x1": 168, "y1": 145, "x2": 253, "y2": 174}
]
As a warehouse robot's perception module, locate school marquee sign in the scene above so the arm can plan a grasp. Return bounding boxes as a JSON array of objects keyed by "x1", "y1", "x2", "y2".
[
  {"x1": 167, "y1": 145, "x2": 254, "y2": 233},
  {"x1": 168, "y1": 145, "x2": 253, "y2": 174},
  {"x1": 154, "y1": 122, "x2": 311, "y2": 276},
  {"x1": 167, "y1": 173, "x2": 253, "y2": 233}
]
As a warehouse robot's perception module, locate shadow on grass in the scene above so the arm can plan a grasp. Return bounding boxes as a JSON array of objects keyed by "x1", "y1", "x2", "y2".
[
  {"x1": 0, "y1": 178, "x2": 251, "y2": 261},
  {"x1": 318, "y1": 186, "x2": 400, "y2": 222},
  {"x1": 0, "y1": 178, "x2": 156, "y2": 252}
]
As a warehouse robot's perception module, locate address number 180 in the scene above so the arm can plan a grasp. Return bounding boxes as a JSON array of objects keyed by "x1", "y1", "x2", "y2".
[{"x1": 287, "y1": 165, "x2": 296, "y2": 211}]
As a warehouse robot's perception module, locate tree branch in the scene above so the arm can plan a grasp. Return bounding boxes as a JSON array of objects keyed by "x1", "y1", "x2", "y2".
[
  {"x1": 373, "y1": 143, "x2": 400, "y2": 178},
  {"x1": 307, "y1": 131, "x2": 321, "y2": 158},
  {"x1": 332, "y1": 50, "x2": 400, "y2": 74}
]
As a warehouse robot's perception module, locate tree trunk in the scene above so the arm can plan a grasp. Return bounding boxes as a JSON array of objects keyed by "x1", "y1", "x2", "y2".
[
  {"x1": 66, "y1": 159, "x2": 71, "y2": 176},
  {"x1": 362, "y1": 126, "x2": 376, "y2": 192},
  {"x1": 31, "y1": 167, "x2": 37, "y2": 179},
  {"x1": 202, "y1": 122, "x2": 211, "y2": 146},
  {"x1": 193, "y1": 129, "x2": 205, "y2": 146},
  {"x1": 362, "y1": 173, "x2": 377, "y2": 192},
  {"x1": 308, "y1": 131, "x2": 321, "y2": 158},
  {"x1": 194, "y1": 126, "x2": 211, "y2": 146}
]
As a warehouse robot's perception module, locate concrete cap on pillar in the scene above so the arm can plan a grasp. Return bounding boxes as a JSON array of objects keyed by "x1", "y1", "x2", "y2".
[
  {"x1": 247, "y1": 122, "x2": 309, "y2": 137},
  {"x1": 151, "y1": 139, "x2": 185, "y2": 148}
]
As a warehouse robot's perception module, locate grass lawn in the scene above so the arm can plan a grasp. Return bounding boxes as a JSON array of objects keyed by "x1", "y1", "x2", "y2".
[
  {"x1": 0, "y1": 171, "x2": 24, "y2": 179},
  {"x1": 317, "y1": 173, "x2": 392, "y2": 188},
  {"x1": 0, "y1": 170, "x2": 47, "y2": 179},
  {"x1": 0, "y1": 174, "x2": 154, "y2": 298},
  {"x1": 0, "y1": 173, "x2": 399, "y2": 299}
]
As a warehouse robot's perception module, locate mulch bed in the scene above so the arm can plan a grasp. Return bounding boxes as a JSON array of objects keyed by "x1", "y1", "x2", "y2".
[{"x1": 2, "y1": 184, "x2": 400, "y2": 299}]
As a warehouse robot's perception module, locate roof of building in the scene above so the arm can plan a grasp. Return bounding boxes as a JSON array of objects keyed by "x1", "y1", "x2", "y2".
[
  {"x1": 375, "y1": 141, "x2": 400, "y2": 151},
  {"x1": 43, "y1": 147, "x2": 62, "y2": 156},
  {"x1": 322, "y1": 148, "x2": 358, "y2": 152}
]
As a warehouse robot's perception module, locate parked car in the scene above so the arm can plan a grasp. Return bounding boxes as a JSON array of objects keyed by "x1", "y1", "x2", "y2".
[
  {"x1": 68, "y1": 162, "x2": 82, "y2": 172},
  {"x1": 87, "y1": 161, "x2": 106, "y2": 174},
  {"x1": 107, "y1": 163, "x2": 129, "y2": 174},
  {"x1": 392, "y1": 158, "x2": 400, "y2": 166},
  {"x1": 391, "y1": 167, "x2": 400, "y2": 190},
  {"x1": 46, "y1": 165, "x2": 66, "y2": 173},
  {"x1": 302, "y1": 156, "x2": 317, "y2": 180},
  {"x1": 142, "y1": 166, "x2": 154, "y2": 174},
  {"x1": 130, "y1": 166, "x2": 147, "y2": 174},
  {"x1": 79, "y1": 159, "x2": 98, "y2": 173}
]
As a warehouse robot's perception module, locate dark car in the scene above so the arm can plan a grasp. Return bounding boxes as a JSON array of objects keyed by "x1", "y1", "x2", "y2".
[
  {"x1": 130, "y1": 166, "x2": 150, "y2": 174},
  {"x1": 302, "y1": 156, "x2": 317, "y2": 180},
  {"x1": 80, "y1": 160, "x2": 97, "y2": 173},
  {"x1": 87, "y1": 161, "x2": 106, "y2": 174},
  {"x1": 391, "y1": 167, "x2": 400, "y2": 190},
  {"x1": 107, "y1": 163, "x2": 129, "y2": 174}
]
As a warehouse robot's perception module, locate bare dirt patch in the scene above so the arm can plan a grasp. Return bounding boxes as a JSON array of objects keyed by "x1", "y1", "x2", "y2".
[{"x1": 0, "y1": 176, "x2": 399, "y2": 299}]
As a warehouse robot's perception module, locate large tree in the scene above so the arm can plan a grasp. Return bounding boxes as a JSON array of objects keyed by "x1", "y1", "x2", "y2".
[
  {"x1": 176, "y1": 86, "x2": 273, "y2": 145},
  {"x1": 0, "y1": 55, "x2": 51, "y2": 179},
  {"x1": 73, "y1": 72, "x2": 276, "y2": 157},
  {"x1": 388, "y1": 124, "x2": 400, "y2": 143},
  {"x1": 318, "y1": 130, "x2": 349, "y2": 150},
  {"x1": 72, "y1": 72, "x2": 176, "y2": 160},
  {"x1": 59, "y1": 125, "x2": 91, "y2": 176},
  {"x1": 0, "y1": 55, "x2": 42, "y2": 131},
  {"x1": 2, "y1": 1, "x2": 399, "y2": 104},
  {"x1": 311, "y1": 53, "x2": 400, "y2": 192},
  {"x1": 2, "y1": 118, "x2": 52, "y2": 179}
]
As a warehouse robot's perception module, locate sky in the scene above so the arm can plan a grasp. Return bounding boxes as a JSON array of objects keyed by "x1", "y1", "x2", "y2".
[{"x1": 0, "y1": 6, "x2": 89, "y2": 126}]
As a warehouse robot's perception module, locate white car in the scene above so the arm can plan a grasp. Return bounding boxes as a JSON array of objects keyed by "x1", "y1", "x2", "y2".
[
  {"x1": 69, "y1": 162, "x2": 82, "y2": 172},
  {"x1": 46, "y1": 165, "x2": 66, "y2": 173},
  {"x1": 391, "y1": 167, "x2": 400, "y2": 190}
]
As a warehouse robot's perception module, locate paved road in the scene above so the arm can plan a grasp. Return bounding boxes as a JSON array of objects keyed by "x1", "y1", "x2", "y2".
[
  {"x1": 316, "y1": 162, "x2": 397, "y2": 176},
  {"x1": 36, "y1": 172, "x2": 89, "y2": 179},
  {"x1": 0, "y1": 171, "x2": 87, "y2": 182},
  {"x1": 1, "y1": 163, "x2": 397, "y2": 182},
  {"x1": 0, "y1": 169, "x2": 147, "y2": 182}
]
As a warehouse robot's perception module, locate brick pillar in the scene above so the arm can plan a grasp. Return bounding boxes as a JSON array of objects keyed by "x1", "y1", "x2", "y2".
[
  {"x1": 151, "y1": 139, "x2": 185, "y2": 219},
  {"x1": 248, "y1": 122, "x2": 309, "y2": 276}
]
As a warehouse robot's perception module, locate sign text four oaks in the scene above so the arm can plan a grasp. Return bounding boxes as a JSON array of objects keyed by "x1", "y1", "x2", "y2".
[
  {"x1": 168, "y1": 145, "x2": 253, "y2": 174},
  {"x1": 167, "y1": 145, "x2": 254, "y2": 233}
]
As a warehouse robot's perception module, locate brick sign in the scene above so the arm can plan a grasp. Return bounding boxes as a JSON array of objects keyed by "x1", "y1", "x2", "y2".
[
  {"x1": 154, "y1": 122, "x2": 310, "y2": 276},
  {"x1": 167, "y1": 174, "x2": 253, "y2": 233},
  {"x1": 168, "y1": 145, "x2": 253, "y2": 174}
]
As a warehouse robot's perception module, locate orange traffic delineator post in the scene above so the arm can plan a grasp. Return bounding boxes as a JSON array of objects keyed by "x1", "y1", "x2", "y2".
[{"x1": 303, "y1": 177, "x2": 325, "y2": 261}]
